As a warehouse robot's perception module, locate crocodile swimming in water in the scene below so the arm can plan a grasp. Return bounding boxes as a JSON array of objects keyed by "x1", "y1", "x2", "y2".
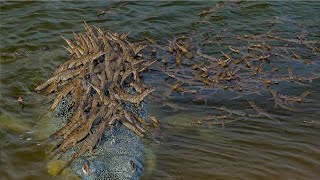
[
  {"x1": 35, "y1": 22, "x2": 159, "y2": 179},
  {"x1": 37, "y1": 91, "x2": 153, "y2": 180}
]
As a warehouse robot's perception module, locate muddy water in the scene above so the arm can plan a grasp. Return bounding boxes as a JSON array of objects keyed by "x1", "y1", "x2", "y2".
[{"x1": 1, "y1": 1, "x2": 320, "y2": 179}]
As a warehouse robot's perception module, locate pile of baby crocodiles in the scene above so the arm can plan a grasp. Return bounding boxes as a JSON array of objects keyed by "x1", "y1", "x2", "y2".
[{"x1": 35, "y1": 22, "x2": 159, "y2": 173}]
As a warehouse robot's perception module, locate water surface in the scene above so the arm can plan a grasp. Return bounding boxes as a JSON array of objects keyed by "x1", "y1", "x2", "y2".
[{"x1": 1, "y1": 1, "x2": 320, "y2": 179}]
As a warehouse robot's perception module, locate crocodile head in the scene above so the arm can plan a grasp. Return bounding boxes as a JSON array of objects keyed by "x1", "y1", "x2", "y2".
[
  {"x1": 70, "y1": 122, "x2": 145, "y2": 180},
  {"x1": 73, "y1": 155, "x2": 143, "y2": 180}
]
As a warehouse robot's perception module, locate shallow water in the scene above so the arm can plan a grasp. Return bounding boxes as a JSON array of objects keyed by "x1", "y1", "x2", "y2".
[{"x1": 1, "y1": 1, "x2": 320, "y2": 179}]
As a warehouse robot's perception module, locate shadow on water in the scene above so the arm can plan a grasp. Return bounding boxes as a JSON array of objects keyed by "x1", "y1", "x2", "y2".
[{"x1": 1, "y1": 1, "x2": 320, "y2": 179}]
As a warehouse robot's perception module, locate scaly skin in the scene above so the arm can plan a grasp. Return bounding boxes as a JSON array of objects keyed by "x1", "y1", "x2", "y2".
[{"x1": 71, "y1": 122, "x2": 144, "y2": 180}]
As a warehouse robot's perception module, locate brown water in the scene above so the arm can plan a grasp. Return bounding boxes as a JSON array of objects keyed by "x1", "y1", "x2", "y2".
[{"x1": 1, "y1": 1, "x2": 320, "y2": 179}]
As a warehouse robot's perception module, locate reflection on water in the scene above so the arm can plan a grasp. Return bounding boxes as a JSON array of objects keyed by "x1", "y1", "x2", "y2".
[{"x1": 1, "y1": 1, "x2": 320, "y2": 179}]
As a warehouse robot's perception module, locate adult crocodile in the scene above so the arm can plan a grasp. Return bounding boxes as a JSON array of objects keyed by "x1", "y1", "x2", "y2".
[
  {"x1": 35, "y1": 22, "x2": 159, "y2": 179},
  {"x1": 37, "y1": 92, "x2": 153, "y2": 180}
]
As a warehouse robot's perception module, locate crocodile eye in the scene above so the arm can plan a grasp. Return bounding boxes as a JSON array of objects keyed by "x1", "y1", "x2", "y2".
[
  {"x1": 130, "y1": 160, "x2": 136, "y2": 173},
  {"x1": 82, "y1": 161, "x2": 90, "y2": 175}
]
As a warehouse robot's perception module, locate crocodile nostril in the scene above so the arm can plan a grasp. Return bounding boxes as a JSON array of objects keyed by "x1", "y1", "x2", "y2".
[
  {"x1": 82, "y1": 161, "x2": 90, "y2": 175},
  {"x1": 130, "y1": 160, "x2": 136, "y2": 173}
]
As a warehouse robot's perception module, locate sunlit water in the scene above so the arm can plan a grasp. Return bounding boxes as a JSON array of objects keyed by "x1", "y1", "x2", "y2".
[{"x1": 1, "y1": 1, "x2": 320, "y2": 179}]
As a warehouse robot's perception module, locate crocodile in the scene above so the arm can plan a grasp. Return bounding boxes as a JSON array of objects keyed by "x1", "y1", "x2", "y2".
[
  {"x1": 36, "y1": 90, "x2": 153, "y2": 179},
  {"x1": 35, "y1": 22, "x2": 158, "y2": 179}
]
